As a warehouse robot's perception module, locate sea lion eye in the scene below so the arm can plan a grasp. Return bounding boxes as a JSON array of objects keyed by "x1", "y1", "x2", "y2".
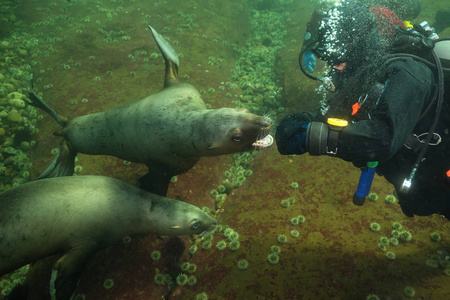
[
  {"x1": 191, "y1": 222, "x2": 200, "y2": 229},
  {"x1": 233, "y1": 135, "x2": 242, "y2": 142}
]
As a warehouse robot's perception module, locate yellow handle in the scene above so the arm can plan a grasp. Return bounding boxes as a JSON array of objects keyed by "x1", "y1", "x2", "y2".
[{"x1": 327, "y1": 118, "x2": 348, "y2": 127}]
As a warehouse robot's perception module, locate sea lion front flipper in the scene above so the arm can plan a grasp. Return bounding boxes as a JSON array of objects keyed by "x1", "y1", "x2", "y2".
[
  {"x1": 49, "y1": 248, "x2": 93, "y2": 300},
  {"x1": 36, "y1": 139, "x2": 77, "y2": 180},
  {"x1": 148, "y1": 26, "x2": 180, "y2": 88},
  {"x1": 136, "y1": 167, "x2": 172, "y2": 197}
]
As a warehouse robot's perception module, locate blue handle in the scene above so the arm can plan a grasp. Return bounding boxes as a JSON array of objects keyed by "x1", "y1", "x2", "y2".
[
  {"x1": 355, "y1": 166, "x2": 376, "y2": 197},
  {"x1": 353, "y1": 164, "x2": 377, "y2": 206}
]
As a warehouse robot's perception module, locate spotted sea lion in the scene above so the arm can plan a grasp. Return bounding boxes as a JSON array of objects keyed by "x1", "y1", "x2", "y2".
[
  {"x1": 28, "y1": 26, "x2": 273, "y2": 196},
  {"x1": 0, "y1": 175, "x2": 216, "y2": 300}
]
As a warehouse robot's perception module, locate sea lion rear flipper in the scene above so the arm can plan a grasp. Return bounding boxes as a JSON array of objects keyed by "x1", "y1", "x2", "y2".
[
  {"x1": 136, "y1": 168, "x2": 171, "y2": 197},
  {"x1": 50, "y1": 248, "x2": 92, "y2": 300},
  {"x1": 36, "y1": 139, "x2": 77, "y2": 180},
  {"x1": 148, "y1": 26, "x2": 180, "y2": 88},
  {"x1": 27, "y1": 79, "x2": 67, "y2": 127}
]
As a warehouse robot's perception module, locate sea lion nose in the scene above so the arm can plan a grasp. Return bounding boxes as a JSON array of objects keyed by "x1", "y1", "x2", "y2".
[{"x1": 261, "y1": 117, "x2": 272, "y2": 127}]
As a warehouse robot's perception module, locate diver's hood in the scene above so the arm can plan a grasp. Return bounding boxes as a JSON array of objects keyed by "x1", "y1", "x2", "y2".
[{"x1": 313, "y1": 2, "x2": 379, "y2": 68}]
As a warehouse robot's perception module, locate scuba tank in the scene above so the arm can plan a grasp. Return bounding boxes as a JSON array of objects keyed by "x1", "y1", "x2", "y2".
[
  {"x1": 434, "y1": 39, "x2": 450, "y2": 69},
  {"x1": 384, "y1": 22, "x2": 449, "y2": 193}
]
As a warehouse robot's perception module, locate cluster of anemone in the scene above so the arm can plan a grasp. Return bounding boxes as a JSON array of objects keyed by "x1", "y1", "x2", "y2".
[
  {"x1": 201, "y1": 235, "x2": 213, "y2": 250},
  {"x1": 392, "y1": 222, "x2": 402, "y2": 230},
  {"x1": 369, "y1": 222, "x2": 381, "y2": 232},
  {"x1": 228, "y1": 8, "x2": 287, "y2": 116},
  {"x1": 277, "y1": 234, "x2": 287, "y2": 244},
  {"x1": 376, "y1": 222, "x2": 413, "y2": 258},
  {"x1": 189, "y1": 245, "x2": 198, "y2": 255},
  {"x1": 229, "y1": 240, "x2": 240, "y2": 251},
  {"x1": 175, "y1": 274, "x2": 188, "y2": 286},
  {"x1": 202, "y1": 225, "x2": 242, "y2": 253},
  {"x1": 403, "y1": 286, "x2": 415, "y2": 298},
  {"x1": 385, "y1": 252, "x2": 396, "y2": 260},
  {"x1": 176, "y1": 12, "x2": 196, "y2": 31},
  {"x1": 103, "y1": 278, "x2": 114, "y2": 289},
  {"x1": 425, "y1": 250, "x2": 450, "y2": 277},
  {"x1": 237, "y1": 259, "x2": 249, "y2": 270},
  {"x1": 206, "y1": 56, "x2": 227, "y2": 69},
  {"x1": 195, "y1": 293, "x2": 208, "y2": 300},
  {"x1": 398, "y1": 231, "x2": 412, "y2": 242},
  {"x1": 0, "y1": 68, "x2": 41, "y2": 191},
  {"x1": 154, "y1": 273, "x2": 165, "y2": 285},
  {"x1": 290, "y1": 230, "x2": 300, "y2": 238},
  {"x1": 267, "y1": 244, "x2": 282, "y2": 264},
  {"x1": 150, "y1": 250, "x2": 161, "y2": 261},
  {"x1": 174, "y1": 272, "x2": 197, "y2": 287},
  {"x1": 379, "y1": 236, "x2": 389, "y2": 247},
  {"x1": 291, "y1": 217, "x2": 300, "y2": 225},
  {"x1": 211, "y1": 151, "x2": 258, "y2": 210},
  {"x1": 281, "y1": 197, "x2": 295, "y2": 208},
  {"x1": 270, "y1": 245, "x2": 281, "y2": 254},
  {"x1": 223, "y1": 227, "x2": 238, "y2": 240},
  {"x1": 295, "y1": 215, "x2": 306, "y2": 224},
  {"x1": 384, "y1": 194, "x2": 397, "y2": 204},
  {"x1": 367, "y1": 192, "x2": 378, "y2": 202},
  {"x1": 216, "y1": 240, "x2": 227, "y2": 251},
  {"x1": 267, "y1": 252, "x2": 280, "y2": 264},
  {"x1": 430, "y1": 232, "x2": 441, "y2": 242}
]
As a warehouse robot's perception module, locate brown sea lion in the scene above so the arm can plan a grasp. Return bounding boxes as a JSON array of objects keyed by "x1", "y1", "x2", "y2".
[
  {"x1": 0, "y1": 175, "x2": 216, "y2": 300},
  {"x1": 28, "y1": 26, "x2": 273, "y2": 196}
]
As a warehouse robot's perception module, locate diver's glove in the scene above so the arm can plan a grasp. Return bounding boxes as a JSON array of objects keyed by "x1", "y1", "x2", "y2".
[
  {"x1": 275, "y1": 113, "x2": 313, "y2": 155},
  {"x1": 303, "y1": 51, "x2": 316, "y2": 73}
]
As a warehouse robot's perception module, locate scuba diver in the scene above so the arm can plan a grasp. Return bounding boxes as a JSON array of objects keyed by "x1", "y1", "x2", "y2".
[{"x1": 275, "y1": 1, "x2": 450, "y2": 219}]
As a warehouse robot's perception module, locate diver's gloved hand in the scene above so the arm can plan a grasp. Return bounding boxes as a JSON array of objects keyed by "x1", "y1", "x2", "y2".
[
  {"x1": 275, "y1": 113, "x2": 312, "y2": 155},
  {"x1": 303, "y1": 51, "x2": 316, "y2": 73}
]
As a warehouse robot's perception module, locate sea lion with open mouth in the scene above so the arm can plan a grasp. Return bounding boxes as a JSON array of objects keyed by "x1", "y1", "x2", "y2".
[
  {"x1": 28, "y1": 26, "x2": 273, "y2": 196},
  {"x1": 0, "y1": 175, "x2": 216, "y2": 300}
]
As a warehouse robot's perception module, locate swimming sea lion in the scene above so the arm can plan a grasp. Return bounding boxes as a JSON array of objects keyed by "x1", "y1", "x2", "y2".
[
  {"x1": 0, "y1": 175, "x2": 216, "y2": 300},
  {"x1": 28, "y1": 26, "x2": 273, "y2": 196}
]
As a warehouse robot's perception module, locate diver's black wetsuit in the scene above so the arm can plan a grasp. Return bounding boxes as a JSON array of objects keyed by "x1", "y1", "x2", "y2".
[
  {"x1": 277, "y1": 1, "x2": 450, "y2": 219},
  {"x1": 315, "y1": 58, "x2": 450, "y2": 219}
]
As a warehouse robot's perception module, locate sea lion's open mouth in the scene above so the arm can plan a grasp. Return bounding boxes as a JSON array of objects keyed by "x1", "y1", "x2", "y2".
[
  {"x1": 252, "y1": 134, "x2": 273, "y2": 149},
  {"x1": 198, "y1": 224, "x2": 216, "y2": 238}
]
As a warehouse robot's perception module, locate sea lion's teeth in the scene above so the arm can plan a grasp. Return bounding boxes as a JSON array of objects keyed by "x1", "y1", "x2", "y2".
[{"x1": 252, "y1": 134, "x2": 273, "y2": 148}]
